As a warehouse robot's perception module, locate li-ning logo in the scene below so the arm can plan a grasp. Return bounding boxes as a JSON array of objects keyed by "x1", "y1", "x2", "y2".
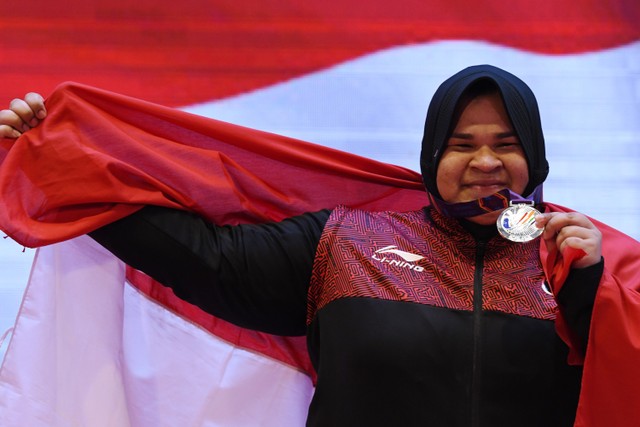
[{"x1": 372, "y1": 245, "x2": 425, "y2": 272}]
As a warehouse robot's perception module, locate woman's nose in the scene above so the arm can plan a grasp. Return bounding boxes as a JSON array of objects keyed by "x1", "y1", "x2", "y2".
[{"x1": 470, "y1": 146, "x2": 502, "y2": 171}]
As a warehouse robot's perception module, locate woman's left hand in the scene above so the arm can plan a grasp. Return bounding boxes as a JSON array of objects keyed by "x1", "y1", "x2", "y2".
[{"x1": 536, "y1": 212, "x2": 602, "y2": 269}]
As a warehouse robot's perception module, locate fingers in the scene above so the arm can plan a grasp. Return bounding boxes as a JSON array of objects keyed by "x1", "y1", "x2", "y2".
[
  {"x1": 0, "y1": 93, "x2": 47, "y2": 139},
  {"x1": 0, "y1": 113, "x2": 23, "y2": 138},
  {"x1": 23, "y1": 92, "x2": 47, "y2": 120},
  {"x1": 536, "y1": 212, "x2": 602, "y2": 269},
  {"x1": 537, "y1": 212, "x2": 593, "y2": 237}
]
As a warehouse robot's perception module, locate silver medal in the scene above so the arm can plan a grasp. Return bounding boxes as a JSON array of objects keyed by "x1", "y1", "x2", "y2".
[{"x1": 496, "y1": 202, "x2": 543, "y2": 242}]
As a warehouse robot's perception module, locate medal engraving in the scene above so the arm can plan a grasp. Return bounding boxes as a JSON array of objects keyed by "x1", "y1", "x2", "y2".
[{"x1": 497, "y1": 203, "x2": 543, "y2": 242}]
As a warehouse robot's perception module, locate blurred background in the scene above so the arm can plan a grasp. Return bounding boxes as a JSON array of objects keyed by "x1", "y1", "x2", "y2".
[{"x1": 1, "y1": 0, "x2": 639, "y2": 362}]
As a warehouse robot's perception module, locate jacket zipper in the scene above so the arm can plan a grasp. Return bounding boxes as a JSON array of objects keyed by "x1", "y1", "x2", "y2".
[{"x1": 471, "y1": 239, "x2": 487, "y2": 427}]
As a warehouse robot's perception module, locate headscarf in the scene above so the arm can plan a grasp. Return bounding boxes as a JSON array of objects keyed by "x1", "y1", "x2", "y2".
[{"x1": 420, "y1": 65, "x2": 549, "y2": 212}]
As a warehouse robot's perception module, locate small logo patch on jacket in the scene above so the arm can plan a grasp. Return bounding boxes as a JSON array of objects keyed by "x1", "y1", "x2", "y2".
[{"x1": 371, "y1": 245, "x2": 425, "y2": 272}]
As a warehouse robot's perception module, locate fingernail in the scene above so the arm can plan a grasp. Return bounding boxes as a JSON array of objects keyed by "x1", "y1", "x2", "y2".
[
  {"x1": 30, "y1": 118, "x2": 39, "y2": 126},
  {"x1": 36, "y1": 110, "x2": 46, "y2": 119},
  {"x1": 22, "y1": 124, "x2": 30, "y2": 132}
]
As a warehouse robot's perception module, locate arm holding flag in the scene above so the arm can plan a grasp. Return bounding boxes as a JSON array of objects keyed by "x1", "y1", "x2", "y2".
[{"x1": 3, "y1": 96, "x2": 329, "y2": 336}]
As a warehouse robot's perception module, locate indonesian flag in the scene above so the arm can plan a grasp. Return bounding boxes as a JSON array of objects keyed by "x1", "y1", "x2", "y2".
[
  {"x1": 1, "y1": 1, "x2": 640, "y2": 427},
  {"x1": 0, "y1": 236, "x2": 314, "y2": 427}
]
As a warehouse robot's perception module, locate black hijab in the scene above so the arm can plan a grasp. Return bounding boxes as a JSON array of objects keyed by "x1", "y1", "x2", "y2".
[{"x1": 420, "y1": 65, "x2": 549, "y2": 200}]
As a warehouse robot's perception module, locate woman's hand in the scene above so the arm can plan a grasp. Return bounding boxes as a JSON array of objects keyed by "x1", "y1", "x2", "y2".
[
  {"x1": 0, "y1": 93, "x2": 47, "y2": 139},
  {"x1": 536, "y1": 212, "x2": 602, "y2": 269}
]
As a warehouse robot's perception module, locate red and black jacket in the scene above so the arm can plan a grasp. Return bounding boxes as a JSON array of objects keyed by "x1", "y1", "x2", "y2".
[{"x1": 90, "y1": 203, "x2": 601, "y2": 427}]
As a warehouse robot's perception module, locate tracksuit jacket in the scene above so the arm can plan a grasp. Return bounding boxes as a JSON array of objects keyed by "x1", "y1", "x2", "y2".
[{"x1": 90, "y1": 203, "x2": 601, "y2": 427}]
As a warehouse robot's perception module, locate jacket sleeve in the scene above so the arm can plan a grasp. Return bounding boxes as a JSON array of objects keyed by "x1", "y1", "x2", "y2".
[
  {"x1": 88, "y1": 205, "x2": 331, "y2": 336},
  {"x1": 555, "y1": 258, "x2": 604, "y2": 356}
]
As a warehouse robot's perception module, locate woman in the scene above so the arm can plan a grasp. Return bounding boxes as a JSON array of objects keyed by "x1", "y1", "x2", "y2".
[{"x1": 0, "y1": 65, "x2": 604, "y2": 426}]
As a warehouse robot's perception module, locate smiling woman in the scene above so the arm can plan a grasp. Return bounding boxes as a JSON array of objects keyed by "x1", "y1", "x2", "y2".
[
  {"x1": 0, "y1": 64, "x2": 624, "y2": 427},
  {"x1": 436, "y1": 85, "x2": 529, "y2": 225}
]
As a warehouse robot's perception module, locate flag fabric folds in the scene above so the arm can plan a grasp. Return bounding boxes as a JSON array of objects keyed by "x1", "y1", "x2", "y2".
[
  {"x1": 0, "y1": 82, "x2": 428, "y2": 248},
  {"x1": 0, "y1": 236, "x2": 314, "y2": 427}
]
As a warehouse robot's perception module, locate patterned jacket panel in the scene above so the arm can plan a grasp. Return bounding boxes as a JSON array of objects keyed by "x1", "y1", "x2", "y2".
[{"x1": 308, "y1": 205, "x2": 556, "y2": 323}]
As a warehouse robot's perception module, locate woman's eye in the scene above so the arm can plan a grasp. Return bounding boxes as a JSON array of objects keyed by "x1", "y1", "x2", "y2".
[{"x1": 449, "y1": 143, "x2": 473, "y2": 150}]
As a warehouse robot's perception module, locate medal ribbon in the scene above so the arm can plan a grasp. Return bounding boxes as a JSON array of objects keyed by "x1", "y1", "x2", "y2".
[{"x1": 429, "y1": 185, "x2": 543, "y2": 218}]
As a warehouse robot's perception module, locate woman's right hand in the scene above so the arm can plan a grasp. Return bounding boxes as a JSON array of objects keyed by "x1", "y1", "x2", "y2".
[{"x1": 0, "y1": 93, "x2": 47, "y2": 139}]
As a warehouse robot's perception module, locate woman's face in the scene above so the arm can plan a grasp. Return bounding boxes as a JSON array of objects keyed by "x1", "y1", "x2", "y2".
[{"x1": 436, "y1": 92, "x2": 529, "y2": 224}]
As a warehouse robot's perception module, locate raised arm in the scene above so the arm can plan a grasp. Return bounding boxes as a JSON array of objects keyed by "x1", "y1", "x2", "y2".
[{"x1": 1, "y1": 93, "x2": 333, "y2": 337}]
